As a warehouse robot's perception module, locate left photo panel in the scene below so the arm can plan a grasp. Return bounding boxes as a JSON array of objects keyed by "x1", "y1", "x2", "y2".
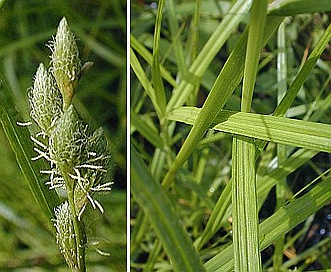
[{"x1": 0, "y1": 1, "x2": 126, "y2": 271}]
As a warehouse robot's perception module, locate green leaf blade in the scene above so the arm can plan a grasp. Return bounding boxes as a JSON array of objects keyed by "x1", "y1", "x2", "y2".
[
  {"x1": 232, "y1": 136, "x2": 261, "y2": 271},
  {"x1": 205, "y1": 175, "x2": 331, "y2": 272},
  {"x1": 168, "y1": 107, "x2": 331, "y2": 153},
  {"x1": 0, "y1": 76, "x2": 60, "y2": 220},
  {"x1": 131, "y1": 144, "x2": 205, "y2": 272},
  {"x1": 268, "y1": 0, "x2": 331, "y2": 16}
]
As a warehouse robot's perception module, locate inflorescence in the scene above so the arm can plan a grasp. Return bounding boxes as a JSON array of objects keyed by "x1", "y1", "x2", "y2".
[{"x1": 20, "y1": 17, "x2": 113, "y2": 269}]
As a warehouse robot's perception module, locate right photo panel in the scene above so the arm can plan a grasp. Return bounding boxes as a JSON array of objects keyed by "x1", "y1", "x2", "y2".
[{"x1": 130, "y1": 0, "x2": 331, "y2": 271}]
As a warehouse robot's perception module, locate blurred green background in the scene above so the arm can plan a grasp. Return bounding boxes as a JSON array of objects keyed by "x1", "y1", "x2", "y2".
[{"x1": 0, "y1": 0, "x2": 126, "y2": 271}]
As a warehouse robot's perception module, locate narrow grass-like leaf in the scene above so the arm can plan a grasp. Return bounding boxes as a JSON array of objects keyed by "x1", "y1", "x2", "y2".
[
  {"x1": 185, "y1": 0, "x2": 201, "y2": 106},
  {"x1": 165, "y1": 0, "x2": 187, "y2": 79},
  {"x1": 144, "y1": 239, "x2": 162, "y2": 272},
  {"x1": 166, "y1": 0, "x2": 253, "y2": 111},
  {"x1": 0, "y1": 76, "x2": 60, "y2": 220},
  {"x1": 130, "y1": 35, "x2": 177, "y2": 87},
  {"x1": 130, "y1": 144, "x2": 205, "y2": 272},
  {"x1": 257, "y1": 149, "x2": 318, "y2": 208},
  {"x1": 273, "y1": 20, "x2": 287, "y2": 270},
  {"x1": 274, "y1": 22, "x2": 331, "y2": 117},
  {"x1": 130, "y1": 209, "x2": 149, "y2": 254},
  {"x1": 161, "y1": 16, "x2": 283, "y2": 188},
  {"x1": 195, "y1": 178, "x2": 232, "y2": 249},
  {"x1": 282, "y1": 237, "x2": 331, "y2": 269},
  {"x1": 187, "y1": 0, "x2": 200, "y2": 64},
  {"x1": 232, "y1": 137, "x2": 261, "y2": 271},
  {"x1": 268, "y1": 0, "x2": 331, "y2": 15},
  {"x1": 168, "y1": 107, "x2": 331, "y2": 153},
  {"x1": 244, "y1": 21, "x2": 331, "y2": 158},
  {"x1": 150, "y1": 148, "x2": 167, "y2": 183},
  {"x1": 130, "y1": 48, "x2": 164, "y2": 119},
  {"x1": 276, "y1": 21, "x2": 288, "y2": 106},
  {"x1": 151, "y1": 0, "x2": 166, "y2": 118},
  {"x1": 197, "y1": 148, "x2": 317, "y2": 250},
  {"x1": 130, "y1": 110, "x2": 163, "y2": 149},
  {"x1": 241, "y1": 0, "x2": 267, "y2": 112},
  {"x1": 204, "y1": 174, "x2": 331, "y2": 272}
]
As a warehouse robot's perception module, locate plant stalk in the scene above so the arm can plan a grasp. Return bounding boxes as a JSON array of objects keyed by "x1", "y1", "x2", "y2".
[{"x1": 64, "y1": 173, "x2": 86, "y2": 272}]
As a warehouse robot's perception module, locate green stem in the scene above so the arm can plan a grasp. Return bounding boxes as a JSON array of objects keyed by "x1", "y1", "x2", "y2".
[
  {"x1": 232, "y1": 0, "x2": 267, "y2": 270},
  {"x1": 64, "y1": 173, "x2": 86, "y2": 272},
  {"x1": 232, "y1": 136, "x2": 261, "y2": 271}
]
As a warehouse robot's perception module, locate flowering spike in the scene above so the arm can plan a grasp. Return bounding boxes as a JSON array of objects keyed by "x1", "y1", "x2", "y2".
[
  {"x1": 24, "y1": 17, "x2": 113, "y2": 270},
  {"x1": 49, "y1": 17, "x2": 81, "y2": 110},
  {"x1": 53, "y1": 202, "x2": 79, "y2": 270},
  {"x1": 28, "y1": 63, "x2": 62, "y2": 136},
  {"x1": 49, "y1": 105, "x2": 89, "y2": 172}
]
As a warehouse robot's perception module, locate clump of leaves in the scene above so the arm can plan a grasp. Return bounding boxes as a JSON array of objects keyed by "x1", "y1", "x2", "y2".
[{"x1": 130, "y1": 0, "x2": 331, "y2": 271}]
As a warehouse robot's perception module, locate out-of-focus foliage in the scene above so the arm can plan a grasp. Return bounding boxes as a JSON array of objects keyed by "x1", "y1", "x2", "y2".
[{"x1": 0, "y1": 0, "x2": 126, "y2": 270}]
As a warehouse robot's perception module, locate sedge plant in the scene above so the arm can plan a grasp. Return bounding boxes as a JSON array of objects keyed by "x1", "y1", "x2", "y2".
[
  {"x1": 21, "y1": 17, "x2": 112, "y2": 271},
  {"x1": 131, "y1": 0, "x2": 331, "y2": 271}
]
